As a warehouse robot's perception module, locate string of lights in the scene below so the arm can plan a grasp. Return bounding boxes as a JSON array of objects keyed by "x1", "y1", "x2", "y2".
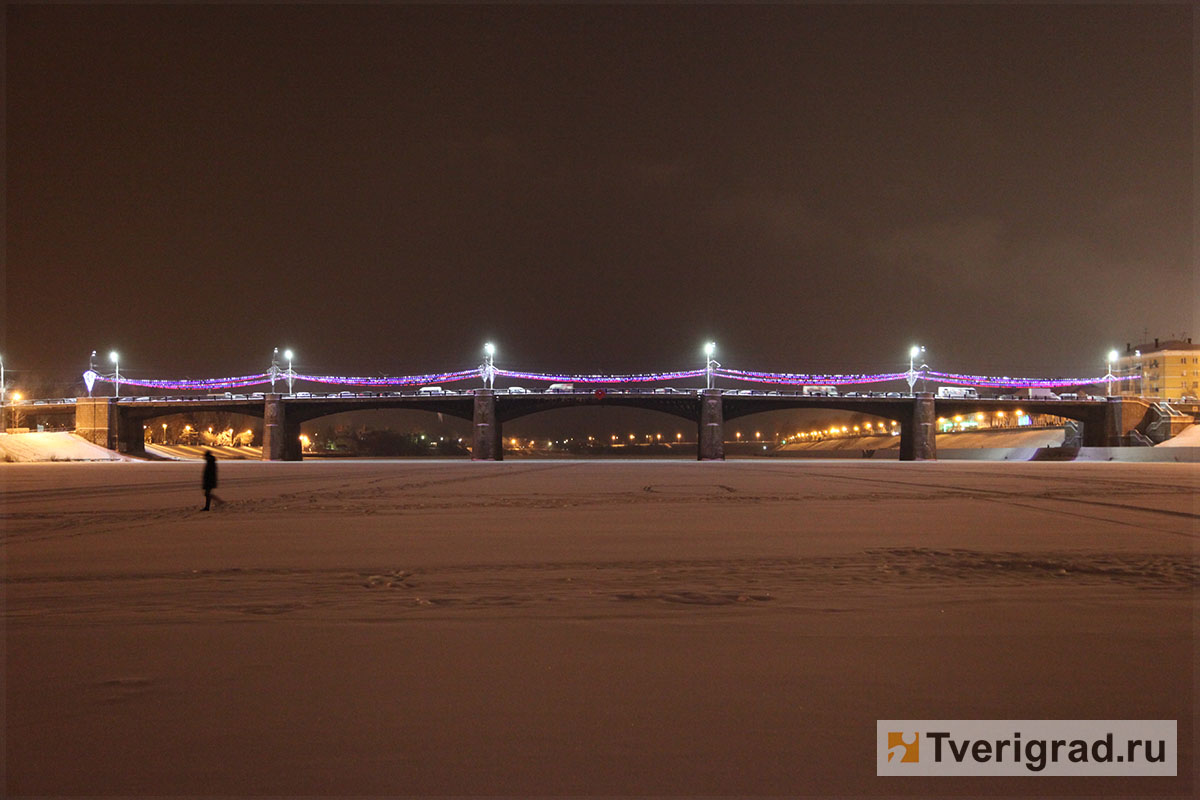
[
  {"x1": 924, "y1": 370, "x2": 1115, "y2": 388},
  {"x1": 83, "y1": 365, "x2": 1119, "y2": 390},
  {"x1": 293, "y1": 369, "x2": 481, "y2": 387},
  {"x1": 493, "y1": 368, "x2": 707, "y2": 384},
  {"x1": 715, "y1": 368, "x2": 910, "y2": 385},
  {"x1": 83, "y1": 371, "x2": 274, "y2": 391}
]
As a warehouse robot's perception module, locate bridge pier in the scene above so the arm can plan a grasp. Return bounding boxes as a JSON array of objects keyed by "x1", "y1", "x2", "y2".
[
  {"x1": 698, "y1": 389, "x2": 725, "y2": 461},
  {"x1": 74, "y1": 397, "x2": 117, "y2": 450},
  {"x1": 472, "y1": 389, "x2": 503, "y2": 461},
  {"x1": 899, "y1": 393, "x2": 937, "y2": 461},
  {"x1": 1099, "y1": 397, "x2": 1153, "y2": 446},
  {"x1": 262, "y1": 394, "x2": 301, "y2": 461}
]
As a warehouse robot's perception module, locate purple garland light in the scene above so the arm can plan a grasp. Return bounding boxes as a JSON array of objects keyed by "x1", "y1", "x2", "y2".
[
  {"x1": 83, "y1": 365, "x2": 1122, "y2": 392},
  {"x1": 294, "y1": 369, "x2": 480, "y2": 387},
  {"x1": 926, "y1": 370, "x2": 1115, "y2": 389},
  {"x1": 716, "y1": 368, "x2": 909, "y2": 386},
  {"x1": 494, "y1": 368, "x2": 706, "y2": 384},
  {"x1": 88, "y1": 372, "x2": 274, "y2": 390}
]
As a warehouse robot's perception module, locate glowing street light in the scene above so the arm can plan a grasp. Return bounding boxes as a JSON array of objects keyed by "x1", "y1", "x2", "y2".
[
  {"x1": 109, "y1": 351, "x2": 120, "y2": 397},
  {"x1": 1106, "y1": 349, "x2": 1120, "y2": 396},
  {"x1": 283, "y1": 349, "x2": 295, "y2": 395},
  {"x1": 704, "y1": 341, "x2": 718, "y2": 390}
]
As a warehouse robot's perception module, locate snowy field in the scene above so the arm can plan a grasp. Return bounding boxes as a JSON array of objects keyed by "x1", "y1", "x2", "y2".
[
  {"x1": 0, "y1": 431, "x2": 131, "y2": 462},
  {"x1": 3, "y1": 459, "x2": 1196, "y2": 796}
]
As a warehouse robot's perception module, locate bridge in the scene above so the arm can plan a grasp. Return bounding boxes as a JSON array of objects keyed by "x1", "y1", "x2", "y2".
[
  {"x1": 9, "y1": 348, "x2": 1188, "y2": 460},
  {"x1": 29, "y1": 389, "x2": 1163, "y2": 461}
]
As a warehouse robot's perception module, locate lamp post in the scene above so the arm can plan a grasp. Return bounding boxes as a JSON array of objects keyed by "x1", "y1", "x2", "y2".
[
  {"x1": 1106, "y1": 349, "x2": 1119, "y2": 396},
  {"x1": 8, "y1": 391, "x2": 21, "y2": 430},
  {"x1": 283, "y1": 349, "x2": 295, "y2": 395},
  {"x1": 110, "y1": 351, "x2": 120, "y2": 397},
  {"x1": 270, "y1": 348, "x2": 279, "y2": 391},
  {"x1": 483, "y1": 342, "x2": 496, "y2": 389},
  {"x1": 906, "y1": 345, "x2": 925, "y2": 395},
  {"x1": 704, "y1": 341, "x2": 718, "y2": 390},
  {"x1": 1, "y1": 353, "x2": 5, "y2": 405}
]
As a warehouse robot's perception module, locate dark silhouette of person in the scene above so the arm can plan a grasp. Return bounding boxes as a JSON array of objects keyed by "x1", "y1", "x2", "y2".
[{"x1": 202, "y1": 451, "x2": 222, "y2": 510}]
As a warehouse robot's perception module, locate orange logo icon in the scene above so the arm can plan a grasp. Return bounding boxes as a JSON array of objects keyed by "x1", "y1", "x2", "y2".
[{"x1": 887, "y1": 731, "x2": 919, "y2": 763}]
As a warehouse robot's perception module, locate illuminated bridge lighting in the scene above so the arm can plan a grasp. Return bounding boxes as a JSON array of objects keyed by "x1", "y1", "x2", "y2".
[{"x1": 80, "y1": 363, "x2": 1120, "y2": 392}]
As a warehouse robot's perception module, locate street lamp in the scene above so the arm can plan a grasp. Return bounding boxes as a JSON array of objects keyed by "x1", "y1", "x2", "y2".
[
  {"x1": 482, "y1": 342, "x2": 496, "y2": 389},
  {"x1": 704, "y1": 341, "x2": 718, "y2": 390},
  {"x1": 906, "y1": 345, "x2": 925, "y2": 395},
  {"x1": 110, "y1": 351, "x2": 120, "y2": 397},
  {"x1": 0, "y1": 353, "x2": 5, "y2": 405},
  {"x1": 1106, "y1": 349, "x2": 1120, "y2": 396},
  {"x1": 283, "y1": 349, "x2": 295, "y2": 395}
]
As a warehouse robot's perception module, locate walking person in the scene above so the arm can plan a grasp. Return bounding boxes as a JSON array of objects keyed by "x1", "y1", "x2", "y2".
[{"x1": 202, "y1": 451, "x2": 223, "y2": 510}]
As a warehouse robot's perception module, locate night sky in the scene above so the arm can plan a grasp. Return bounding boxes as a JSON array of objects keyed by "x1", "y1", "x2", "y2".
[{"x1": 6, "y1": 4, "x2": 1194, "y2": 387}]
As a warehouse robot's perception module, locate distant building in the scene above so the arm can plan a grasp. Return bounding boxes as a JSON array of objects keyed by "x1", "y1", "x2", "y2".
[{"x1": 1115, "y1": 338, "x2": 1200, "y2": 399}]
